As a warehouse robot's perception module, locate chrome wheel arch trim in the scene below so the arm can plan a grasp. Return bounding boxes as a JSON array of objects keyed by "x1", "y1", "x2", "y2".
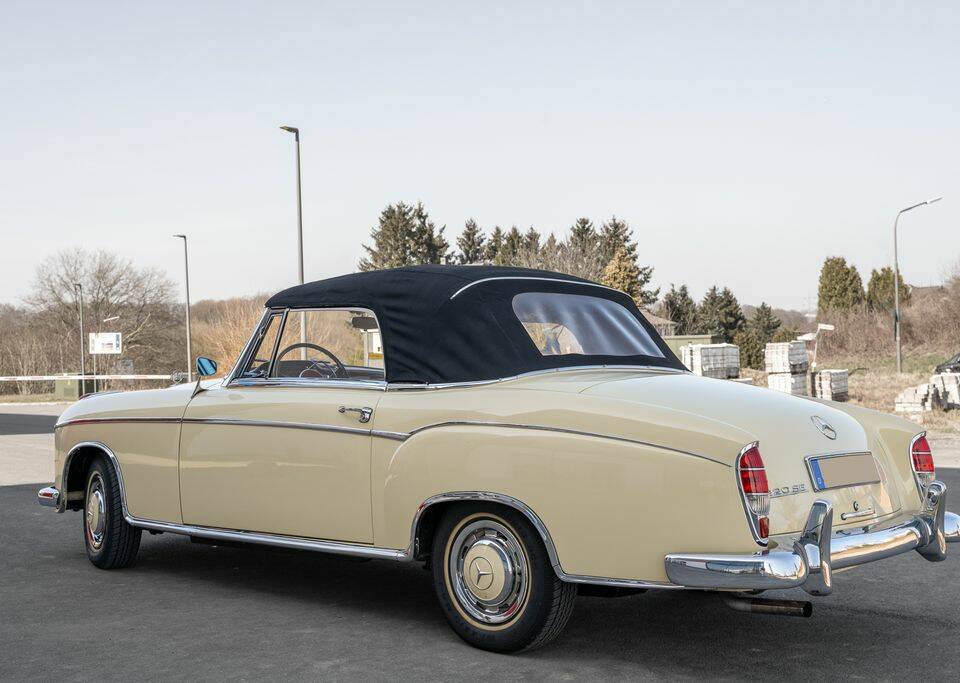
[
  {"x1": 60, "y1": 441, "x2": 131, "y2": 517},
  {"x1": 409, "y1": 490, "x2": 683, "y2": 589},
  {"x1": 410, "y1": 491, "x2": 563, "y2": 570}
]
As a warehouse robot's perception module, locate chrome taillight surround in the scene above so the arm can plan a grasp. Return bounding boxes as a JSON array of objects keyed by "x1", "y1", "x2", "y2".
[
  {"x1": 910, "y1": 432, "x2": 935, "y2": 498},
  {"x1": 736, "y1": 441, "x2": 770, "y2": 546}
]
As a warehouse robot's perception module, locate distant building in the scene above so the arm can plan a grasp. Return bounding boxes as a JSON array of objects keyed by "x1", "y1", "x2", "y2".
[{"x1": 641, "y1": 310, "x2": 677, "y2": 337}]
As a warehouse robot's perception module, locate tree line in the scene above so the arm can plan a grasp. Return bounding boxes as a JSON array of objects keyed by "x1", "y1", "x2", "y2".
[
  {"x1": 817, "y1": 256, "x2": 909, "y2": 313},
  {"x1": 358, "y1": 202, "x2": 659, "y2": 306}
]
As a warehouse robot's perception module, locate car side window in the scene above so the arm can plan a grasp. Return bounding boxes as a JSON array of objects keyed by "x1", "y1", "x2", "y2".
[
  {"x1": 270, "y1": 309, "x2": 385, "y2": 382},
  {"x1": 238, "y1": 313, "x2": 282, "y2": 378}
]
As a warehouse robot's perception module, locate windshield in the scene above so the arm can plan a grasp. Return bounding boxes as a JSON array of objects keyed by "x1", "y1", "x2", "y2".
[{"x1": 512, "y1": 292, "x2": 665, "y2": 358}]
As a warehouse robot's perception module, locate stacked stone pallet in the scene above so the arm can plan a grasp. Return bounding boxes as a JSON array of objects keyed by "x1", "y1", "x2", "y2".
[
  {"x1": 895, "y1": 383, "x2": 943, "y2": 414},
  {"x1": 895, "y1": 374, "x2": 960, "y2": 416},
  {"x1": 765, "y1": 341, "x2": 809, "y2": 396},
  {"x1": 814, "y1": 369, "x2": 849, "y2": 402},
  {"x1": 768, "y1": 372, "x2": 807, "y2": 396},
  {"x1": 681, "y1": 343, "x2": 740, "y2": 379},
  {"x1": 930, "y1": 373, "x2": 960, "y2": 409}
]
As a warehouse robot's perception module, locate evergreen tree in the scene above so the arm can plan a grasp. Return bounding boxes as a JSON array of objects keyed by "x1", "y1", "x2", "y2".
[
  {"x1": 409, "y1": 202, "x2": 450, "y2": 265},
  {"x1": 601, "y1": 246, "x2": 643, "y2": 303},
  {"x1": 698, "y1": 286, "x2": 746, "y2": 343},
  {"x1": 598, "y1": 216, "x2": 636, "y2": 264},
  {"x1": 866, "y1": 266, "x2": 909, "y2": 311},
  {"x1": 496, "y1": 226, "x2": 523, "y2": 265},
  {"x1": 358, "y1": 202, "x2": 416, "y2": 271},
  {"x1": 359, "y1": 202, "x2": 450, "y2": 270},
  {"x1": 772, "y1": 327, "x2": 798, "y2": 343},
  {"x1": 539, "y1": 233, "x2": 561, "y2": 271},
  {"x1": 522, "y1": 226, "x2": 541, "y2": 254},
  {"x1": 558, "y1": 218, "x2": 604, "y2": 280},
  {"x1": 818, "y1": 256, "x2": 864, "y2": 312},
  {"x1": 749, "y1": 302, "x2": 781, "y2": 342},
  {"x1": 662, "y1": 284, "x2": 700, "y2": 335},
  {"x1": 457, "y1": 219, "x2": 486, "y2": 265},
  {"x1": 485, "y1": 226, "x2": 505, "y2": 263},
  {"x1": 596, "y1": 215, "x2": 658, "y2": 306},
  {"x1": 568, "y1": 217, "x2": 597, "y2": 252},
  {"x1": 734, "y1": 328, "x2": 764, "y2": 370}
]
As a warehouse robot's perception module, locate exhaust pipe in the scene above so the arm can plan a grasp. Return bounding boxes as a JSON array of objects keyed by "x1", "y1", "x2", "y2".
[{"x1": 722, "y1": 595, "x2": 813, "y2": 618}]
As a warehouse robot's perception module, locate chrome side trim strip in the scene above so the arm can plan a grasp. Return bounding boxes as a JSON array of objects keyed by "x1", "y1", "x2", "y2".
[
  {"x1": 56, "y1": 416, "x2": 402, "y2": 440},
  {"x1": 385, "y1": 364, "x2": 688, "y2": 391},
  {"x1": 129, "y1": 518, "x2": 408, "y2": 561},
  {"x1": 449, "y1": 276, "x2": 622, "y2": 300},
  {"x1": 228, "y1": 378, "x2": 387, "y2": 391},
  {"x1": 180, "y1": 417, "x2": 371, "y2": 438},
  {"x1": 55, "y1": 416, "x2": 182, "y2": 430},
  {"x1": 370, "y1": 429, "x2": 408, "y2": 441},
  {"x1": 401, "y1": 421, "x2": 727, "y2": 466}
]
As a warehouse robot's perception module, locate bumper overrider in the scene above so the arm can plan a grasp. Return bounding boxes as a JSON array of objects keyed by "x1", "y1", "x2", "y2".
[{"x1": 665, "y1": 481, "x2": 960, "y2": 596}]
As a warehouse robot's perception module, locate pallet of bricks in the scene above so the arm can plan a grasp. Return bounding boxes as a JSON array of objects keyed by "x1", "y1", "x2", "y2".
[
  {"x1": 814, "y1": 369, "x2": 849, "y2": 402},
  {"x1": 681, "y1": 343, "x2": 740, "y2": 379},
  {"x1": 898, "y1": 373, "x2": 960, "y2": 415},
  {"x1": 765, "y1": 341, "x2": 808, "y2": 396}
]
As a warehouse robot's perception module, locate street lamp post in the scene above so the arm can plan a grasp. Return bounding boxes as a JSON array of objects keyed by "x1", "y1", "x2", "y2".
[
  {"x1": 279, "y1": 125, "x2": 304, "y2": 286},
  {"x1": 173, "y1": 234, "x2": 193, "y2": 382},
  {"x1": 74, "y1": 283, "x2": 85, "y2": 395},
  {"x1": 280, "y1": 125, "x2": 307, "y2": 356},
  {"x1": 893, "y1": 197, "x2": 942, "y2": 373}
]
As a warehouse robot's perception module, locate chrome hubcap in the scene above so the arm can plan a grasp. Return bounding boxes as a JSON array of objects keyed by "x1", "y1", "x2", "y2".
[
  {"x1": 85, "y1": 475, "x2": 106, "y2": 550},
  {"x1": 449, "y1": 519, "x2": 528, "y2": 624}
]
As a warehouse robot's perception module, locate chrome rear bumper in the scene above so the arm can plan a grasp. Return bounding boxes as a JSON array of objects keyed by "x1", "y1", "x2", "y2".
[{"x1": 665, "y1": 480, "x2": 959, "y2": 596}]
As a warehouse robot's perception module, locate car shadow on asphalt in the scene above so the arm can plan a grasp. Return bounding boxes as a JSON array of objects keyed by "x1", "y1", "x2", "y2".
[
  {"x1": 10, "y1": 479, "x2": 960, "y2": 679},
  {"x1": 127, "y1": 530, "x2": 958, "y2": 678}
]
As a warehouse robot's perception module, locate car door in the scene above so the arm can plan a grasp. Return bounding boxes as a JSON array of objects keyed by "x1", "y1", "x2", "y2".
[{"x1": 178, "y1": 308, "x2": 385, "y2": 543}]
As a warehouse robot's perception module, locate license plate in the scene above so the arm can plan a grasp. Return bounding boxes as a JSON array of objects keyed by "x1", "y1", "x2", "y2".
[{"x1": 806, "y1": 452, "x2": 880, "y2": 491}]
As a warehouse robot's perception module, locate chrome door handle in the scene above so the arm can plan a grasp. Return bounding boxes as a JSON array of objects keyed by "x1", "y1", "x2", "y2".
[{"x1": 338, "y1": 405, "x2": 373, "y2": 424}]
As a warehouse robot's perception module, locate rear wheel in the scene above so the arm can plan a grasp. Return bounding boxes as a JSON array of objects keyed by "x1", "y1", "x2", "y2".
[
  {"x1": 431, "y1": 504, "x2": 576, "y2": 653},
  {"x1": 83, "y1": 456, "x2": 141, "y2": 569}
]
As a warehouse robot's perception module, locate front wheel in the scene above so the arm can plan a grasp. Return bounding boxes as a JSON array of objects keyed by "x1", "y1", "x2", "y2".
[
  {"x1": 83, "y1": 455, "x2": 141, "y2": 569},
  {"x1": 431, "y1": 504, "x2": 576, "y2": 653}
]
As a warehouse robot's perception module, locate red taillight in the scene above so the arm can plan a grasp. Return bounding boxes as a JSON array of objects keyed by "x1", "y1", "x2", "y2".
[
  {"x1": 737, "y1": 443, "x2": 770, "y2": 545},
  {"x1": 911, "y1": 433, "x2": 935, "y2": 495}
]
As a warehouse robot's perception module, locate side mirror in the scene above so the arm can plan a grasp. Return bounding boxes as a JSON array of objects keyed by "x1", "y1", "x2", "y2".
[{"x1": 196, "y1": 356, "x2": 218, "y2": 377}]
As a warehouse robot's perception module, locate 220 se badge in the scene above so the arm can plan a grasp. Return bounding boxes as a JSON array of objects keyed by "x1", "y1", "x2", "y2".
[{"x1": 37, "y1": 266, "x2": 960, "y2": 653}]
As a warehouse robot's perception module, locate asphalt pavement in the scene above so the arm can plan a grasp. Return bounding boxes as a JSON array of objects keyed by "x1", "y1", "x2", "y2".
[
  {"x1": 0, "y1": 411, "x2": 58, "y2": 435},
  {"x1": 2, "y1": 471, "x2": 959, "y2": 680}
]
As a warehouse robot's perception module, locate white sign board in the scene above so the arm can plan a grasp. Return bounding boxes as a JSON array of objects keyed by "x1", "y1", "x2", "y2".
[{"x1": 89, "y1": 332, "x2": 122, "y2": 355}]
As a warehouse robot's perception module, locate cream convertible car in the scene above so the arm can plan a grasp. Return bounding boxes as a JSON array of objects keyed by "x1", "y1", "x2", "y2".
[{"x1": 39, "y1": 266, "x2": 958, "y2": 652}]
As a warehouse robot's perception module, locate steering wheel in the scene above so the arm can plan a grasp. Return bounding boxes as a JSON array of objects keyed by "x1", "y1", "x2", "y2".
[{"x1": 275, "y1": 342, "x2": 347, "y2": 379}]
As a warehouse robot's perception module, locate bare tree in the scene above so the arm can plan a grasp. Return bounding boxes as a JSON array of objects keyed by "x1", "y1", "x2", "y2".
[{"x1": 24, "y1": 248, "x2": 181, "y2": 376}]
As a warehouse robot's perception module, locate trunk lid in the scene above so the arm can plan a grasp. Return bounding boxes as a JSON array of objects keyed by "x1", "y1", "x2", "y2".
[{"x1": 580, "y1": 373, "x2": 903, "y2": 535}]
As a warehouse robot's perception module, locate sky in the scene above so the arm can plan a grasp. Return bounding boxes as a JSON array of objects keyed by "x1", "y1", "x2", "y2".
[{"x1": 1, "y1": 1, "x2": 958, "y2": 311}]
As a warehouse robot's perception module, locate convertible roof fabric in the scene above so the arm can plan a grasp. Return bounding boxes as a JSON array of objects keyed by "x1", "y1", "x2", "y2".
[{"x1": 265, "y1": 265, "x2": 684, "y2": 384}]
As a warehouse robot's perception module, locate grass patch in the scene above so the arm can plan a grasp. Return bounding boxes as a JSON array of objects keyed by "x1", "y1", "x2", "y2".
[{"x1": 0, "y1": 393, "x2": 60, "y2": 404}]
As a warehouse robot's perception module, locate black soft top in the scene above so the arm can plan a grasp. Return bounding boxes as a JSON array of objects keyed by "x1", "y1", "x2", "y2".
[{"x1": 265, "y1": 265, "x2": 683, "y2": 385}]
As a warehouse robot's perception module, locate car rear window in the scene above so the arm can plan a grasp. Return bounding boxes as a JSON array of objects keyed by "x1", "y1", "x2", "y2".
[{"x1": 512, "y1": 292, "x2": 664, "y2": 358}]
